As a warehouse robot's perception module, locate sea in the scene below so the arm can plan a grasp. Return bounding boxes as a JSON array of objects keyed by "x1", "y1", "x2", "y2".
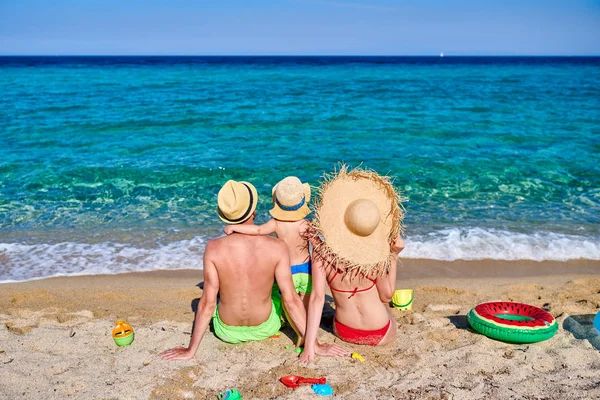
[{"x1": 1, "y1": 56, "x2": 599, "y2": 282}]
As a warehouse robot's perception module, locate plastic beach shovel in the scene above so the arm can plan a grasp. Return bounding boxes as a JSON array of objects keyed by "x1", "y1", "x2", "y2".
[{"x1": 280, "y1": 375, "x2": 326, "y2": 388}]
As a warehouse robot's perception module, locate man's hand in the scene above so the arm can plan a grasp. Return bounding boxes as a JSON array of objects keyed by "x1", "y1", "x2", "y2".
[
  {"x1": 160, "y1": 346, "x2": 195, "y2": 361},
  {"x1": 391, "y1": 235, "x2": 405, "y2": 255},
  {"x1": 223, "y1": 225, "x2": 234, "y2": 235}
]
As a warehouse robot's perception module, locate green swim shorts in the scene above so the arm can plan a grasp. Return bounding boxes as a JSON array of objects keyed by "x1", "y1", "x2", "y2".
[
  {"x1": 272, "y1": 283, "x2": 283, "y2": 319},
  {"x1": 212, "y1": 302, "x2": 281, "y2": 344}
]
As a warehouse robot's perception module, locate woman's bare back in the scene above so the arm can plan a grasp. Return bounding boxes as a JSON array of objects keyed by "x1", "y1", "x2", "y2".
[{"x1": 325, "y1": 269, "x2": 391, "y2": 331}]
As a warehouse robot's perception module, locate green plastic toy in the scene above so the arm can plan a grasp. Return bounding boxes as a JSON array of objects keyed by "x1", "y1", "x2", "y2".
[{"x1": 217, "y1": 389, "x2": 242, "y2": 400}]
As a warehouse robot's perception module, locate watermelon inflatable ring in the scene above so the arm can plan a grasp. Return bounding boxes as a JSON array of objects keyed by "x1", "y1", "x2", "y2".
[{"x1": 467, "y1": 302, "x2": 558, "y2": 343}]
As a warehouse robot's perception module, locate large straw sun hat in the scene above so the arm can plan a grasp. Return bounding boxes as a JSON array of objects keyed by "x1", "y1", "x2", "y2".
[
  {"x1": 312, "y1": 165, "x2": 405, "y2": 276},
  {"x1": 270, "y1": 176, "x2": 312, "y2": 221},
  {"x1": 217, "y1": 180, "x2": 258, "y2": 224}
]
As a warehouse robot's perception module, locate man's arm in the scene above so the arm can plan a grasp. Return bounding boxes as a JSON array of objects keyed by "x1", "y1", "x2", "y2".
[
  {"x1": 160, "y1": 244, "x2": 219, "y2": 360},
  {"x1": 224, "y1": 219, "x2": 277, "y2": 236},
  {"x1": 274, "y1": 246, "x2": 307, "y2": 341}
]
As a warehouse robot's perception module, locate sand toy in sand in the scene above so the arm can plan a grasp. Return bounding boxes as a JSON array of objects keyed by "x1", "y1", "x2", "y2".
[
  {"x1": 217, "y1": 389, "x2": 242, "y2": 400},
  {"x1": 468, "y1": 302, "x2": 558, "y2": 343},
  {"x1": 312, "y1": 382, "x2": 334, "y2": 396},
  {"x1": 112, "y1": 320, "x2": 134, "y2": 347},
  {"x1": 280, "y1": 375, "x2": 326, "y2": 388},
  {"x1": 391, "y1": 289, "x2": 414, "y2": 310}
]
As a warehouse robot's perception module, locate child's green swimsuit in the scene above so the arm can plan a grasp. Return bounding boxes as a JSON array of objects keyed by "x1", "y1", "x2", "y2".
[
  {"x1": 271, "y1": 260, "x2": 312, "y2": 318},
  {"x1": 212, "y1": 302, "x2": 281, "y2": 344},
  {"x1": 290, "y1": 260, "x2": 312, "y2": 295}
]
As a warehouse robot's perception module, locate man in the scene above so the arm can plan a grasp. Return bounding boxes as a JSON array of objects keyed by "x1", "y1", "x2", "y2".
[{"x1": 161, "y1": 180, "x2": 347, "y2": 360}]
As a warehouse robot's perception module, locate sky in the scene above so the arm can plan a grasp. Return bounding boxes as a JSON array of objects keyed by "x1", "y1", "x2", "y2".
[{"x1": 0, "y1": 0, "x2": 599, "y2": 55}]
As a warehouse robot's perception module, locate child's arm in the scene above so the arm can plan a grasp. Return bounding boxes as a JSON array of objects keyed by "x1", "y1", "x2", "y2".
[{"x1": 224, "y1": 219, "x2": 277, "y2": 236}]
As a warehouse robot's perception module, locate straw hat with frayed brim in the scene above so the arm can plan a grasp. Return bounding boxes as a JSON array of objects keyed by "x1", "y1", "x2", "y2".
[
  {"x1": 269, "y1": 176, "x2": 312, "y2": 221},
  {"x1": 311, "y1": 165, "x2": 405, "y2": 277},
  {"x1": 217, "y1": 180, "x2": 259, "y2": 224}
]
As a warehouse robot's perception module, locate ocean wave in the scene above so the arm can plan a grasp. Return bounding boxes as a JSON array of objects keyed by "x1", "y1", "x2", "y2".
[
  {"x1": 1, "y1": 229, "x2": 599, "y2": 282},
  {"x1": 403, "y1": 228, "x2": 600, "y2": 262},
  {"x1": 0, "y1": 237, "x2": 207, "y2": 283}
]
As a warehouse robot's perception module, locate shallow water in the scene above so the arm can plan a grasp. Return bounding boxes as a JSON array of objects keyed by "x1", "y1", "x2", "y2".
[{"x1": 1, "y1": 56, "x2": 599, "y2": 281}]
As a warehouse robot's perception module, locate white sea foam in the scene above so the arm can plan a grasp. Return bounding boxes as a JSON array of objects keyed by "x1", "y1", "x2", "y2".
[
  {"x1": 403, "y1": 228, "x2": 600, "y2": 262},
  {"x1": 1, "y1": 229, "x2": 599, "y2": 282},
  {"x1": 0, "y1": 236, "x2": 207, "y2": 283}
]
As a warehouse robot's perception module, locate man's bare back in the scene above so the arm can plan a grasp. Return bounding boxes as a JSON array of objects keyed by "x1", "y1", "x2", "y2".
[{"x1": 208, "y1": 233, "x2": 288, "y2": 326}]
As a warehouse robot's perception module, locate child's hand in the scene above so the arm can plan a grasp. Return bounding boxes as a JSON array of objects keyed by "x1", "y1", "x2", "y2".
[{"x1": 224, "y1": 225, "x2": 234, "y2": 235}]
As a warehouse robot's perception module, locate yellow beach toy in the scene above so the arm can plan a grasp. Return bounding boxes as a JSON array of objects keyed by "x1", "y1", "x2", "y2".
[
  {"x1": 391, "y1": 289, "x2": 414, "y2": 310},
  {"x1": 112, "y1": 320, "x2": 134, "y2": 346}
]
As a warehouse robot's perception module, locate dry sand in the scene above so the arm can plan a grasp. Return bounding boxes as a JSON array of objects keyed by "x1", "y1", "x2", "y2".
[{"x1": 1, "y1": 259, "x2": 599, "y2": 399}]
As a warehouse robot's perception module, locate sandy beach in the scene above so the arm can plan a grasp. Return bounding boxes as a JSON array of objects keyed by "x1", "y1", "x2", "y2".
[{"x1": 1, "y1": 260, "x2": 599, "y2": 400}]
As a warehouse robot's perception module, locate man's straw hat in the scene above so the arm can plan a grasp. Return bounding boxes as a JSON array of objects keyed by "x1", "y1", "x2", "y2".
[
  {"x1": 312, "y1": 165, "x2": 405, "y2": 276},
  {"x1": 270, "y1": 176, "x2": 311, "y2": 221},
  {"x1": 217, "y1": 180, "x2": 258, "y2": 224}
]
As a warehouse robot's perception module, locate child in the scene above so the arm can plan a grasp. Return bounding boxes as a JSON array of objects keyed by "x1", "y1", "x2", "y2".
[{"x1": 224, "y1": 176, "x2": 313, "y2": 310}]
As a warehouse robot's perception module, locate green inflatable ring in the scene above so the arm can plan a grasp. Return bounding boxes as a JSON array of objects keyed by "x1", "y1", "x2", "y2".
[{"x1": 467, "y1": 302, "x2": 558, "y2": 344}]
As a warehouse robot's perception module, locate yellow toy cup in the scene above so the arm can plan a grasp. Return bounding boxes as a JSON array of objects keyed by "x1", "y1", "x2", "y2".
[
  {"x1": 112, "y1": 320, "x2": 134, "y2": 347},
  {"x1": 391, "y1": 289, "x2": 414, "y2": 310}
]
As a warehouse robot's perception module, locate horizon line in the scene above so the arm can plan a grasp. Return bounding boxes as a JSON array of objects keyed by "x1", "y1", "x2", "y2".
[{"x1": 1, "y1": 54, "x2": 600, "y2": 57}]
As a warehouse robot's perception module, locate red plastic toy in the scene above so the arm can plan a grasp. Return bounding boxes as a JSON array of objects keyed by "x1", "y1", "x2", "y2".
[{"x1": 280, "y1": 376, "x2": 326, "y2": 388}]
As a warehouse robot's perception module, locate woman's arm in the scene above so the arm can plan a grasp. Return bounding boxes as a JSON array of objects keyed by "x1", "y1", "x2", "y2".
[
  {"x1": 376, "y1": 235, "x2": 404, "y2": 303},
  {"x1": 223, "y1": 219, "x2": 277, "y2": 236},
  {"x1": 298, "y1": 254, "x2": 327, "y2": 363}
]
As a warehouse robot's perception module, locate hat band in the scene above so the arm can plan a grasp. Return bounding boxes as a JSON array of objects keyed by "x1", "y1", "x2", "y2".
[
  {"x1": 276, "y1": 195, "x2": 305, "y2": 211},
  {"x1": 223, "y1": 183, "x2": 254, "y2": 223}
]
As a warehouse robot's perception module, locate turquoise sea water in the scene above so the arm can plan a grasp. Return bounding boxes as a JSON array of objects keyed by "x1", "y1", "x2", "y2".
[{"x1": 1, "y1": 56, "x2": 599, "y2": 281}]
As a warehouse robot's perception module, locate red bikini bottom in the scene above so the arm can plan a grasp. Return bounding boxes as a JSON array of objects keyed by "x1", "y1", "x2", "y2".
[{"x1": 334, "y1": 319, "x2": 391, "y2": 346}]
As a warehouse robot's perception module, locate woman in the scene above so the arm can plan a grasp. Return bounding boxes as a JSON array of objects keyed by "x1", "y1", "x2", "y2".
[{"x1": 299, "y1": 166, "x2": 406, "y2": 362}]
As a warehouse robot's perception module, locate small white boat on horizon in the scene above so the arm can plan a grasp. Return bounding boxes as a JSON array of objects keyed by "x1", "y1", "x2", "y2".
[{"x1": 440, "y1": 52, "x2": 444, "y2": 57}]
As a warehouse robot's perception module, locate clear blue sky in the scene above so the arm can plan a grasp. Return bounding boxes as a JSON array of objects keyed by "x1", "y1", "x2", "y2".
[{"x1": 1, "y1": 0, "x2": 599, "y2": 55}]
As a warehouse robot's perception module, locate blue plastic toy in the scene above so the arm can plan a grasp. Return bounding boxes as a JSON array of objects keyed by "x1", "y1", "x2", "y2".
[
  {"x1": 594, "y1": 311, "x2": 600, "y2": 336},
  {"x1": 312, "y1": 383, "x2": 334, "y2": 396}
]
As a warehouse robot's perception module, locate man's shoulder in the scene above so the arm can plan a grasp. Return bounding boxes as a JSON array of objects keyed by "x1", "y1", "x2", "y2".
[
  {"x1": 259, "y1": 234, "x2": 287, "y2": 249},
  {"x1": 261, "y1": 237, "x2": 290, "y2": 264},
  {"x1": 240, "y1": 234, "x2": 287, "y2": 253},
  {"x1": 206, "y1": 234, "x2": 285, "y2": 248},
  {"x1": 204, "y1": 236, "x2": 229, "y2": 255}
]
